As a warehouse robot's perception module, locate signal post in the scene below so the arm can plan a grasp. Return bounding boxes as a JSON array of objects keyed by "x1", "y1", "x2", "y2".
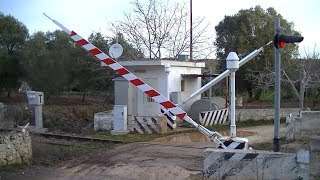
[{"x1": 273, "y1": 17, "x2": 303, "y2": 152}]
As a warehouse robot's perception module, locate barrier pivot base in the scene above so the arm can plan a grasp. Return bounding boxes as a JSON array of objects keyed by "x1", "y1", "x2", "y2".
[{"x1": 218, "y1": 136, "x2": 249, "y2": 150}]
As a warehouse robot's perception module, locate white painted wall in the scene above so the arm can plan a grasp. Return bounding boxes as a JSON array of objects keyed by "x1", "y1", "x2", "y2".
[
  {"x1": 111, "y1": 60, "x2": 205, "y2": 117},
  {"x1": 168, "y1": 66, "x2": 202, "y2": 112},
  {"x1": 126, "y1": 66, "x2": 164, "y2": 116}
]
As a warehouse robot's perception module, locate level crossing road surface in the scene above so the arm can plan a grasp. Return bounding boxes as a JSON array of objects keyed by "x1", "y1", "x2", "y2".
[{"x1": 2, "y1": 125, "x2": 284, "y2": 180}]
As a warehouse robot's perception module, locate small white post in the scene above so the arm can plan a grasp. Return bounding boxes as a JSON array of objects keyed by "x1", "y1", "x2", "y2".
[
  {"x1": 26, "y1": 91, "x2": 44, "y2": 129},
  {"x1": 34, "y1": 105, "x2": 43, "y2": 128},
  {"x1": 226, "y1": 52, "x2": 239, "y2": 138}
]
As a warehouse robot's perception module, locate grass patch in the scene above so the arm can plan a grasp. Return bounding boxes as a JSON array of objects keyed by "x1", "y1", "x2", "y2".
[
  {"x1": 206, "y1": 118, "x2": 286, "y2": 131},
  {"x1": 250, "y1": 137, "x2": 291, "y2": 151},
  {"x1": 259, "y1": 91, "x2": 274, "y2": 101},
  {"x1": 89, "y1": 128, "x2": 200, "y2": 143},
  {"x1": 90, "y1": 132, "x2": 165, "y2": 143},
  {"x1": 31, "y1": 136, "x2": 114, "y2": 166},
  {"x1": 0, "y1": 163, "x2": 28, "y2": 173}
]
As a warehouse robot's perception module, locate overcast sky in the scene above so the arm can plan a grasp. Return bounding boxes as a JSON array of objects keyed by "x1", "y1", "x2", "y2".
[{"x1": 1, "y1": 0, "x2": 319, "y2": 55}]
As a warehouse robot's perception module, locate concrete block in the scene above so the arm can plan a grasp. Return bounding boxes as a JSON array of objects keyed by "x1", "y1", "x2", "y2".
[
  {"x1": 311, "y1": 137, "x2": 320, "y2": 152},
  {"x1": 310, "y1": 136, "x2": 320, "y2": 179},
  {"x1": 93, "y1": 111, "x2": 113, "y2": 131},
  {"x1": 158, "y1": 116, "x2": 167, "y2": 134},
  {"x1": 297, "y1": 149, "x2": 309, "y2": 164},
  {"x1": 293, "y1": 112, "x2": 320, "y2": 141},
  {"x1": 310, "y1": 152, "x2": 320, "y2": 179},
  {"x1": 204, "y1": 148, "x2": 297, "y2": 179},
  {"x1": 128, "y1": 115, "x2": 163, "y2": 134}
]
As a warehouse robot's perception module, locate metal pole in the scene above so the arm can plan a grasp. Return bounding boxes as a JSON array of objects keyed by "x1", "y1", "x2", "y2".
[
  {"x1": 209, "y1": 71, "x2": 212, "y2": 111},
  {"x1": 273, "y1": 17, "x2": 281, "y2": 152},
  {"x1": 189, "y1": 0, "x2": 193, "y2": 60},
  {"x1": 230, "y1": 72, "x2": 236, "y2": 137}
]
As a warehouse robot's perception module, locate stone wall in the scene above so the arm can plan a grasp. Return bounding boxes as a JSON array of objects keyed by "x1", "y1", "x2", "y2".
[
  {"x1": 286, "y1": 111, "x2": 320, "y2": 141},
  {"x1": 0, "y1": 131, "x2": 32, "y2": 166},
  {"x1": 285, "y1": 111, "x2": 320, "y2": 178},
  {"x1": 236, "y1": 108, "x2": 300, "y2": 121}
]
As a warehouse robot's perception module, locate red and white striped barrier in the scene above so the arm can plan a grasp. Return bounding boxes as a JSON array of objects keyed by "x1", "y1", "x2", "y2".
[
  {"x1": 43, "y1": 14, "x2": 191, "y2": 122},
  {"x1": 68, "y1": 30, "x2": 188, "y2": 118},
  {"x1": 44, "y1": 14, "x2": 249, "y2": 150}
]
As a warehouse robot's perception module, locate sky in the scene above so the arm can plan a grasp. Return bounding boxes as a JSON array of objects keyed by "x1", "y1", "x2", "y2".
[{"x1": 1, "y1": 0, "x2": 320, "y2": 56}]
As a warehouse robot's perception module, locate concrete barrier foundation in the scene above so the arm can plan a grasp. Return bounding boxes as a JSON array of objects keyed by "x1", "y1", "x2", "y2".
[{"x1": 204, "y1": 148, "x2": 309, "y2": 180}]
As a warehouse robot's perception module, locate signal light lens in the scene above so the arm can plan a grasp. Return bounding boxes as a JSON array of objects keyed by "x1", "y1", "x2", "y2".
[{"x1": 279, "y1": 41, "x2": 285, "y2": 48}]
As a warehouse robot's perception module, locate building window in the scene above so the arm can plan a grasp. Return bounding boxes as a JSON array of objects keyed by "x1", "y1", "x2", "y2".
[
  {"x1": 181, "y1": 79, "x2": 185, "y2": 91},
  {"x1": 147, "y1": 96, "x2": 155, "y2": 102},
  {"x1": 144, "y1": 78, "x2": 157, "y2": 103}
]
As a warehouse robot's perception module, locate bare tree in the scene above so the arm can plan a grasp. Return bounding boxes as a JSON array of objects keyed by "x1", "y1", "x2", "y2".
[
  {"x1": 282, "y1": 47, "x2": 320, "y2": 109},
  {"x1": 112, "y1": 0, "x2": 210, "y2": 59},
  {"x1": 246, "y1": 67, "x2": 275, "y2": 91},
  {"x1": 246, "y1": 46, "x2": 320, "y2": 110}
]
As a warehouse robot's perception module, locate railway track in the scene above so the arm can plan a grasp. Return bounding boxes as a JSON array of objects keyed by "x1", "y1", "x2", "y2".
[{"x1": 0, "y1": 128, "x2": 125, "y2": 144}]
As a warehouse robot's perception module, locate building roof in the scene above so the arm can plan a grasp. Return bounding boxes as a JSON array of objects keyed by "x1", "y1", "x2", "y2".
[
  {"x1": 181, "y1": 74, "x2": 220, "y2": 77},
  {"x1": 101, "y1": 59, "x2": 205, "y2": 68}
]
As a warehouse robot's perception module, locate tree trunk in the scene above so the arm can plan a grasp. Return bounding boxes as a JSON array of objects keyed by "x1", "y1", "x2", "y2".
[
  {"x1": 254, "y1": 89, "x2": 263, "y2": 101},
  {"x1": 81, "y1": 91, "x2": 87, "y2": 102},
  {"x1": 7, "y1": 89, "x2": 11, "y2": 98},
  {"x1": 246, "y1": 85, "x2": 253, "y2": 101},
  {"x1": 299, "y1": 83, "x2": 305, "y2": 110}
]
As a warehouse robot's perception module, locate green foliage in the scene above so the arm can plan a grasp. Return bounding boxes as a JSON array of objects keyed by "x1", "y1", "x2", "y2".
[
  {"x1": 0, "y1": 13, "x2": 29, "y2": 95},
  {"x1": 282, "y1": 86, "x2": 299, "y2": 100},
  {"x1": 0, "y1": 12, "x2": 145, "y2": 99},
  {"x1": 215, "y1": 6, "x2": 300, "y2": 99},
  {"x1": 69, "y1": 32, "x2": 114, "y2": 97},
  {"x1": 0, "y1": 53, "x2": 21, "y2": 92},
  {"x1": 259, "y1": 90, "x2": 274, "y2": 101},
  {"x1": 0, "y1": 13, "x2": 29, "y2": 54},
  {"x1": 21, "y1": 31, "x2": 75, "y2": 97},
  {"x1": 310, "y1": 88, "x2": 320, "y2": 110}
]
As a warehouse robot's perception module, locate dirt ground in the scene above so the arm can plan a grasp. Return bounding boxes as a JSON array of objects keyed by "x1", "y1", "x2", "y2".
[{"x1": 2, "y1": 124, "x2": 285, "y2": 180}]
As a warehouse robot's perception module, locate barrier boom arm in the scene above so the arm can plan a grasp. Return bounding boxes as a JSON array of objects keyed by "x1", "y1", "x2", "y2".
[{"x1": 44, "y1": 13, "x2": 225, "y2": 144}]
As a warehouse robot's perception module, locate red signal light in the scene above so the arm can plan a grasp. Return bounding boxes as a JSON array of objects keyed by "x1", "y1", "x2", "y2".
[
  {"x1": 273, "y1": 33, "x2": 303, "y2": 49},
  {"x1": 279, "y1": 41, "x2": 285, "y2": 48}
]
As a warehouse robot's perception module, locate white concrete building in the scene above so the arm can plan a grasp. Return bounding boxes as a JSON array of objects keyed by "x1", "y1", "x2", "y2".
[{"x1": 106, "y1": 60, "x2": 205, "y2": 117}]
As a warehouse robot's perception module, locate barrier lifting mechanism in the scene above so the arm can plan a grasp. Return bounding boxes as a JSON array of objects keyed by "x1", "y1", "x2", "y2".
[{"x1": 44, "y1": 13, "x2": 273, "y2": 150}]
